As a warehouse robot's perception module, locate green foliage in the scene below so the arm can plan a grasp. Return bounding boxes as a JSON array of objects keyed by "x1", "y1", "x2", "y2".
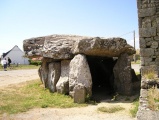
[
  {"x1": 135, "y1": 72, "x2": 140, "y2": 75},
  {"x1": 0, "y1": 65, "x2": 39, "y2": 71},
  {"x1": 28, "y1": 59, "x2": 42, "y2": 66},
  {"x1": 130, "y1": 99, "x2": 139, "y2": 117},
  {"x1": 131, "y1": 60, "x2": 140, "y2": 64},
  {"x1": 0, "y1": 80, "x2": 86, "y2": 115},
  {"x1": 97, "y1": 106, "x2": 125, "y2": 113}
]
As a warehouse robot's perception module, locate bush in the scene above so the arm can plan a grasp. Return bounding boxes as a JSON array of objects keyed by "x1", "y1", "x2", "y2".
[{"x1": 28, "y1": 60, "x2": 42, "y2": 66}]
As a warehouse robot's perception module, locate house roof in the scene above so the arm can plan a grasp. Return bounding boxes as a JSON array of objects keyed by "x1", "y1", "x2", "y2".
[{"x1": 2, "y1": 45, "x2": 21, "y2": 58}]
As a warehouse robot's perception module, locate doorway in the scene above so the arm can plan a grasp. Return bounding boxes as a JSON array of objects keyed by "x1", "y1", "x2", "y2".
[{"x1": 86, "y1": 56, "x2": 117, "y2": 101}]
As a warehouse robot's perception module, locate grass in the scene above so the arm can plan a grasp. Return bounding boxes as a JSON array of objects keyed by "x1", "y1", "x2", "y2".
[
  {"x1": 148, "y1": 86, "x2": 159, "y2": 111},
  {"x1": 130, "y1": 98, "x2": 139, "y2": 117},
  {"x1": 131, "y1": 60, "x2": 140, "y2": 64},
  {"x1": 143, "y1": 69, "x2": 157, "y2": 80},
  {"x1": 0, "y1": 64, "x2": 39, "y2": 71},
  {"x1": 135, "y1": 72, "x2": 140, "y2": 75},
  {"x1": 97, "y1": 106, "x2": 125, "y2": 113},
  {"x1": 0, "y1": 80, "x2": 86, "y2": 115}
]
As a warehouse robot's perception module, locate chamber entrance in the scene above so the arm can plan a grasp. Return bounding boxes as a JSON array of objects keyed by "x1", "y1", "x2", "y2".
[{"x1": 86, "y1": 56, "x2": 117, "y2": 101}]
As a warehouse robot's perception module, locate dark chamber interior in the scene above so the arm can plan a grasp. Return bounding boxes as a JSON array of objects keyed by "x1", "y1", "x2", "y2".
[{"x1": 86, "y1": 56, "x2": 117, "y2": 102}]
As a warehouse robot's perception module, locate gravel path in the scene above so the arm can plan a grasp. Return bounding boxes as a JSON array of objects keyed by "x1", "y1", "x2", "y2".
[
  {"x1": 0, "y1": 66, "x2": 139, "y2": 120},
  {"x1": 0, "y1": 69, "x2": 39, "y2": 87}
]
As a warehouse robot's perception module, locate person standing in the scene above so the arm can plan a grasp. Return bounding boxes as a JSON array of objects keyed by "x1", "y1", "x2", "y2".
[
  {"x1": 8, "y1": 57, "x2": 12, "y2": 67},
  {"x1": 1, "y1": 58, "x2": 8, "y2": 71}
]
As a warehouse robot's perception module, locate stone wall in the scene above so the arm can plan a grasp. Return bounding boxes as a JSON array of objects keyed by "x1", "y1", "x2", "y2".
[
  {"x1": 137, "y1": 0, "x2": 159, "y2": 119},
  {"x1": 137, "y1": 0, "x2": 159, "y2": 73}
]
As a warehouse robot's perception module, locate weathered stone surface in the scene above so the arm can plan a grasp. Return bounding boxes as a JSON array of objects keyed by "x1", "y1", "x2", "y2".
[
  {"x1": 140, "y1": 57, "x2": 145, "y2": 66},
  {"x1": 151, "y1": 41, "x2": 158, "y2": 48},
  {"x1": 38, "y1": 58, "x2": 49, "y2": 88},
  {"x1": 139, "y1": 27, "x2": 156, "y2": 37},
  {"x1": 154, "y1": 36, "x2": 159, "y2": 40},
  {"x1": 73, "y1": 83, "x2": 86, "y2": 103},
  {"x1": 42, "y1": 35, "x2": 88, "y2": 59},
  {"x1": 157, "y1": 25, "x2": 159, "y2": 33},
  {"x1": 138, "y1": 8, "x2": 156, "y2": 17},
  {"x1": 69, "y1": 54, "x2": 92, "y2": 97},
  {"x1": 144, "y1": 57, "x2": 152, "y2": 63},
  {"x1": 139, "y1": 38, "x2": 146, "y2": 48},
  {"x1": 48, "y1": 62, "x2": 61, "y2": 92},
  {"x1": 131, "y1": 69, "x2": 141, "y2": 91},
  {"x1": 142, "y1": 18, "x2": 152, "y2": 28},
  {"x1": 56, "y1": 60, "x2": 70, "y2": 94},
  {"x1": 141, "y1": 65, "x2": 158, "y2": 78},
  {"x1": 145, "y1": 37, "x2": 152, "y2": 42},
  {"x1": 137, "y1": 1, "x2": 159, "y2": 119},
  {"x1": 141, "y1": 78, "x2": 159, "y2": 89},
  {"x1": 113, "y1": 53, "x2": 133, "y2": 95},
  {"x1": 155, "y1": 57, "x2": 159, "y2": 65},
  {"x1": 23, "y1": 37, "x2": 45, "y2": 58},
  {"x1": 140, "y1": 48, "x2": 154, "y2": 57},
  {"x1": 23, "y1": 34, "x2": 135, "y2": 59},
  {"x1": 73, "y1": 37, "x2": 135, "y2": 57},
  {"x1": 140, "y1": 88, "x2": 148, "y2": 98},
  {"x1": 137, "y1": 110, "x2": 159, "y2": 120}
]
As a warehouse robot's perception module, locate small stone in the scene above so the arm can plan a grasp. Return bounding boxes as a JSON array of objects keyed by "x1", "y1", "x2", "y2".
[{"x1": 151, "y1": 41, "x2": 158, "y2": 48}]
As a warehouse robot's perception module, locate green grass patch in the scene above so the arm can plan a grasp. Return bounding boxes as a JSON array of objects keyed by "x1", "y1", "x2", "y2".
[
  {"x1": 130, "y1": 99, "x2": 139, "y2": 117},
  {"x1": 135, "y1": 72, "x2": 140, "y2": 75},
  {"x1": 0, "y1": 80, "x2": 86, "y2": 115},
  {"x1": 97, "y1": 106, "x2": 125, "y2": 113},
  {"x1": 131, "y1": 60, "x2": 140, "y2": 64},
  {"x1": 0, "y1": 65, "x2": 39, "y2": 71}
]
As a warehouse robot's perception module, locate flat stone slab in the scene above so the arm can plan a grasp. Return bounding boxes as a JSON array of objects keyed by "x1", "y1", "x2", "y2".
[{"x1": 23, "y1": 34, "x2": 135, "y2": 59}]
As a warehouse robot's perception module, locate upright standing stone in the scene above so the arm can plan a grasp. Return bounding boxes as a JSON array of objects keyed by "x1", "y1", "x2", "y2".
[
  {"x1": 69, "y1": 54, "x2": 92, "y2": 97},
  {"x1": 48, "y1": 62, "x2": 61, "y2": 92},
  {"x1": 38, "y1": 57, "x2": 49, "y2": 88},
  {"x1": 56, "y1": 60, "x2": 70, "y2": 94},
  {"x1": 113, "y1": 53, "x2": 132, "y2": 95},
  {"x1": 73, "y1": 83, "x2": 86, "y2": 103}
]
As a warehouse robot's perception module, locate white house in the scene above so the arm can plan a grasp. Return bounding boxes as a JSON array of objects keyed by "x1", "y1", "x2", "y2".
[{"x1": 1, "y1": 45, "x2": 29, "y2": 65}]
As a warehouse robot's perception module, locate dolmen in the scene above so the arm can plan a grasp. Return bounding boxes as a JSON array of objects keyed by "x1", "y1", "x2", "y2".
[{"x1": 23, "y1": 34, "x2": 139, "y2": 103}]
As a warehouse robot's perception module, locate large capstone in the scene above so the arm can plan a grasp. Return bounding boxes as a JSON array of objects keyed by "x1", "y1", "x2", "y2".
[{"x1": 23, "y1": 34, "x2": 135, "y2": 59}]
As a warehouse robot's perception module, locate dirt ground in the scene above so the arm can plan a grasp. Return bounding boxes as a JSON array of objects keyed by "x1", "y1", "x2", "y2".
[
  {"x1": 0, "y1": 69, "x2": 39, "y2": 88},
  {"x1": 0, "y1": 65, "x2": 140, "y2": 120},
  {"x1": 4, "y1": 103, "x2": 136, "y2": 120}
]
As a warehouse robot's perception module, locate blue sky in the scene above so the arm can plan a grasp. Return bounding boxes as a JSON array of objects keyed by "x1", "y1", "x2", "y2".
[{"x1": 0, "y1": 0, "x2": 139, "y2": 55}]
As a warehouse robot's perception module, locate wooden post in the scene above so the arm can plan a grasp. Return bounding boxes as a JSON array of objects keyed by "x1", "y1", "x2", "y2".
[{"x1": 133, "y1": 30, "x2": 136, "y2": 63}]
